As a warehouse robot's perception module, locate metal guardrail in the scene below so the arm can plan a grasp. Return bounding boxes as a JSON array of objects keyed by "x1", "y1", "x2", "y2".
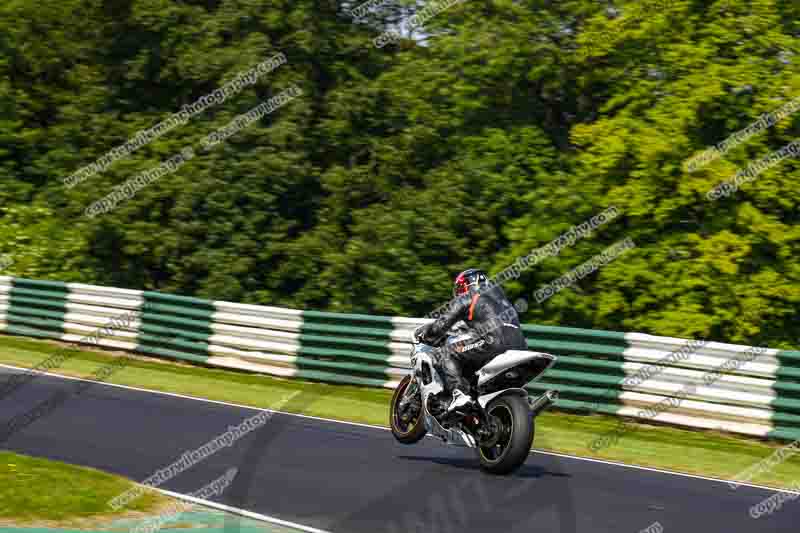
[{"x1": 1, "y1": 276, "x2": 798, "y2": 441}]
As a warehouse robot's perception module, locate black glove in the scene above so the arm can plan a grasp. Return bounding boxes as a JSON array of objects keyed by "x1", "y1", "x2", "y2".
[{"x1": 414, "y1": 324, "x2": 429, "y2": 343}]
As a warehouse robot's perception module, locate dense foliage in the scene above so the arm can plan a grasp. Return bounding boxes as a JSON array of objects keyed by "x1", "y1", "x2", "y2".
[{"x1": 1, "y1": 0, "x2": 799, "y2": 347}]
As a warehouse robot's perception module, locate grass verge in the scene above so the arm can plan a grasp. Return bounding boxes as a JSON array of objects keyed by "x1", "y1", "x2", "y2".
[
  {"x1": 1, "y1": 333, "x2": 799, "y2": 492},
  {"x1": 0, "y1": 449, "x2": 172, "y2": 529}
]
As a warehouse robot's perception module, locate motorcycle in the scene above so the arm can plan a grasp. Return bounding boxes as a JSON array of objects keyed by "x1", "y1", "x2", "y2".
[{"x1": 390, "y1": 325, "x2": 559, "y2": 475}]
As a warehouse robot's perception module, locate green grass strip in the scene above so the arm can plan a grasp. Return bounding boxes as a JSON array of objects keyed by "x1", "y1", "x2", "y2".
[{"x1": 0, "y1": 450, "x2": 169, "y2": 525}]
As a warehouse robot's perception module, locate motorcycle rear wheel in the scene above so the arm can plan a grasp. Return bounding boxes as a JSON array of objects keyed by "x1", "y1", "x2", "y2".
[
  {"x1": 390, "y1": 375, "x2": 427, "y2": 444},
  {"x1": 478, "y1": 394, "x2": 534, "y2": 475}
]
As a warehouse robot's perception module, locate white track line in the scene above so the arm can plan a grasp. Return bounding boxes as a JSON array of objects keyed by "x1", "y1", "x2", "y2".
[
  {"x1": 154, "y1": 487, "x2": 333, "y2": 533},
  {"x1": 1, "y1": 362, "x2": 797, "y2": 497}
]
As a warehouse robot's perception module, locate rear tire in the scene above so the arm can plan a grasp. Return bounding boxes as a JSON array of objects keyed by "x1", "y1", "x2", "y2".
[
  {"x1": 390, "y1": 375, "x2": 427, "y2": 444},
  {"x1": 478, "y1": 394, "x2": 534, "y2": 475}
]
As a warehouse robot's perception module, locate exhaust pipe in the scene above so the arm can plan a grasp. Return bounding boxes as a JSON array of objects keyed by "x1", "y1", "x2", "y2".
[{"x1": 529, "y1": 390, "x2": 559, "y2": 416}]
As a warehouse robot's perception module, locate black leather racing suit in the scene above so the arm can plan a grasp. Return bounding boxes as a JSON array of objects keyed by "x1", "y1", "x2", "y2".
[{"x1": 417, "y1": 284, "x2": 527, "y2": 394}]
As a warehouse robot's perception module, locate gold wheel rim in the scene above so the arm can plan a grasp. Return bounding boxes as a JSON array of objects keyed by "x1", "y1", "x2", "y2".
[{"x1": 393, "y1": 379, "x2": 419, "y2": 435}]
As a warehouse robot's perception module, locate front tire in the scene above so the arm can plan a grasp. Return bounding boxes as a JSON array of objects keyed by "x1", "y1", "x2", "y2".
[
  {"x1": 478, "y1": 394, "x2": 534, "y2": 475},
  {"x1": 390, "y1": 375, "x2": 427, "y2": 444}
]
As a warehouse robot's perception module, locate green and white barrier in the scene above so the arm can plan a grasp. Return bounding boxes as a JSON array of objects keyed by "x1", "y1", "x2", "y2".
[{"x1": 1, "y1": 276, "x2": 799, "y2": 441}]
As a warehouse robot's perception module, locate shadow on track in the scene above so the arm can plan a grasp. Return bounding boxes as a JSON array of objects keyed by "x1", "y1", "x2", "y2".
[
  {"x1": 396, "y1": 454, "x2": 573, "y2": 479},
  {"x1": 222, "y1": 386, "x2": 578, "y2": 533}
]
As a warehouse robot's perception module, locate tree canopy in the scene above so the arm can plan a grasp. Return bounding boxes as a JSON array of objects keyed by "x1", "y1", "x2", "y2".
[{"x1": 1, "y1": 0, "x2": 799, "y2": 348}]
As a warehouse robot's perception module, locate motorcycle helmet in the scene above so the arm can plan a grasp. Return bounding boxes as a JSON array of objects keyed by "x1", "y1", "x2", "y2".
[{"x1": 453, "y1": 268, "x2": 489, "y2": 297}]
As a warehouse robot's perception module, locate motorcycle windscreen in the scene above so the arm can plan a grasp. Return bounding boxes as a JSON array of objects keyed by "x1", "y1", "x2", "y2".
[{"x1": 476, "y1": 351, "x2": 557, "y2": 392}]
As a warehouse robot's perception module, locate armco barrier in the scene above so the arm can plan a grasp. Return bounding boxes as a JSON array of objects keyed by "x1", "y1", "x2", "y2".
[{"x1": 1, "y1": 276, "x2": 799, "y2": 441}]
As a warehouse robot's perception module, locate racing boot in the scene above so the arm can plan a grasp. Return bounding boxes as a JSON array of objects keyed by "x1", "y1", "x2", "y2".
[{"x1": 446, "y1": 389, "x2": 474, "y2": 415}]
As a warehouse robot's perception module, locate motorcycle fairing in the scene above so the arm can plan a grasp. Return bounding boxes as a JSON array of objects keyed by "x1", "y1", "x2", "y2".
[{"x1": 476, "y1": 350, "x2": 556, "y2": 388}]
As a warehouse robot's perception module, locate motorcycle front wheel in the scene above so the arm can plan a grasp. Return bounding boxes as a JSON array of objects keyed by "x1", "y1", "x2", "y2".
[
  {"x1": 390, "y1": 375, "x2": 427, "y2": 444},
  {"x1": 478, "y1": 394, "x2": 534, "y2": 474}
]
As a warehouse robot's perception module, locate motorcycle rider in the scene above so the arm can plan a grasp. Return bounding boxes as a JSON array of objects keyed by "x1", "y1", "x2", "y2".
[{"x1": 415, "y1": 268, "x2": 527, "y2": 414}]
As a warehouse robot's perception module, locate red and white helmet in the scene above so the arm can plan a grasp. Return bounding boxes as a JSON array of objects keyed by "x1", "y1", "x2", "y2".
[{"x1": 453, "y1": 268, "x2": 489, "y2": 297}]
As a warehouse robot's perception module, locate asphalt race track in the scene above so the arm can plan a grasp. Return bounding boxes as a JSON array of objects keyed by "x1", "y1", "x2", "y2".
[{"x1": 0, "y1": 366, "x2": 795, "y2": 533}]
